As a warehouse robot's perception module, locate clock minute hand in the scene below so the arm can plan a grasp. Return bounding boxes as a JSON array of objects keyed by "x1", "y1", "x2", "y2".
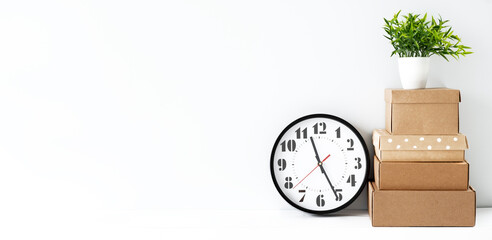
[
  {"x1": 318, "y1": 162, "x2": 339, "y2": 201},
  {"x1": 309, "y1": 137, "x2": 338, "y2": 200}
]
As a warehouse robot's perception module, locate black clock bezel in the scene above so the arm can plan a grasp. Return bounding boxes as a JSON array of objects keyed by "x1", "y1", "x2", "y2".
[{"x1": 270, "y1": 113, "x2": 370, "y2": 214}]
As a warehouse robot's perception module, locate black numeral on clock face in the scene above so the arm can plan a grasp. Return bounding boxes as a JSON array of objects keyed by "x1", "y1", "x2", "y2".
[
  {"x1": 284, "y1": 177, "x2": 293, "y2": 189},
  {"x1": 335, "y1": 127, "x2": 341, "y2": 138},
  {"x1": 316, "y1": 194, "x2": 325, "y2": 207},
  {"x1": 280, "y1": 140, "x2": 296, "y2": 152},
  {"x1": 347, "y1": 139, "x2": 354, "y2": 151},
  {"x1": 277, "y1": 159, "x2": 286, "y2": 171},
  {"x1": 299, "y1": 189, "x2": 306, "y2": 202},
  {"x1": 335, "y1": 189, "x2": 343, "y2": 201},
  {"x1": 313, "y1": 122, "x2": 326, "y2": 134},
  {"x1": 295, "y1": 127, "x2": 307, "y2": 139},
  {"x1": 354, "y1": 157, "x2": 362, "y2": 169},
  {"x1": 346, "y1": 174, "x2": 356, "y2": 187}
]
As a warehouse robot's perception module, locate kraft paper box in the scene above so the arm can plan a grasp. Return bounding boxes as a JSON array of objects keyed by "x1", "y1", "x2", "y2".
[
  {"x1": 385, "y1": 88, "x2": 461, "y2": 134},
  {"x1": 373, "y1": 129, "x2": 468, "y2": 161},
  {"x1": 374, "y1": 156, "x2": 469, "y2": 190},
  {"x1": 368, "y1": 182, "x2": 476, "y2": 227}
]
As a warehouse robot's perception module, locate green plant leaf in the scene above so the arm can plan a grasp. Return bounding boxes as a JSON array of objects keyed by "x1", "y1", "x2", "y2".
[{"x1": 383, "y1": 11, "x2": 472, "y2": 60}]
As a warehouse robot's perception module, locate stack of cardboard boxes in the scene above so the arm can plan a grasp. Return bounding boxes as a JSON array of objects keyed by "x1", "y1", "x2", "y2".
[{"x1": 368, "y1": 88, "x2": 476, "y2": 227}]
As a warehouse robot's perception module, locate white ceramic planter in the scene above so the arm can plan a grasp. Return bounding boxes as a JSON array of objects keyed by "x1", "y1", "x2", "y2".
[{"x1": 397, "y1": 57, "x2": 430, "y2": 89}]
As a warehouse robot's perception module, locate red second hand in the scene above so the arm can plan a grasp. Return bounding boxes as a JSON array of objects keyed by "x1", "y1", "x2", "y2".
[{"x1": 293, "y1": 154, "x2": 331, "y2": 189}]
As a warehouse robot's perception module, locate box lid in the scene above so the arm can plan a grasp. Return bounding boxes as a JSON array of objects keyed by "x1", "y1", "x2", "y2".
[
  {"x1": 385, "y1": 88, "x2": 461, "y2": 103},
  {"x1": 373, "y1": 129, "x2": 469, "y2": 151}
]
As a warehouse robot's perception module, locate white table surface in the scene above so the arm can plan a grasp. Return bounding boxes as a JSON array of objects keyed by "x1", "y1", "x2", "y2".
[{"x1": 4, "y1": 208, "x2": 490, "y2": 239}]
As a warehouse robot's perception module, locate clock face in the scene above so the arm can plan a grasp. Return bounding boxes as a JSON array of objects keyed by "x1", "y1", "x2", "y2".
[{"x1": 270, "y1": 114, "x2": 369, "y2": 214}]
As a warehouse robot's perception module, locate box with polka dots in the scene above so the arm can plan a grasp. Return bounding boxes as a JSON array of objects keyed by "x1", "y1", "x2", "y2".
[{"x1": 373, "y1": 129, "x2": 468, "y2": 162}]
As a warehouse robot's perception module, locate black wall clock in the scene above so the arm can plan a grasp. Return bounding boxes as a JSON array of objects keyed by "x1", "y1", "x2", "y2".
[{"x1": 270, "y1": 114, "x2": 369, "y2": 214}]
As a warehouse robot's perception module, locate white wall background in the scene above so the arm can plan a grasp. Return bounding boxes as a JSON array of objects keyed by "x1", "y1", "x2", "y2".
[{"x1": 0, "y1": 0, "x2": 491, "y2": 225}]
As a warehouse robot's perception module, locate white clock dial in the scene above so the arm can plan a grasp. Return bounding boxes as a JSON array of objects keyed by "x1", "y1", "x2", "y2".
[{"x1": 271, "y1": 114, "x2": 369, "y2": 214}]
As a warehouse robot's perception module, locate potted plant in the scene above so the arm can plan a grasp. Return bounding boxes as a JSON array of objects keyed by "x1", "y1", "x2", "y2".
[{"x1": 383, "y1": 11, "x2": 472, "y2": 89}]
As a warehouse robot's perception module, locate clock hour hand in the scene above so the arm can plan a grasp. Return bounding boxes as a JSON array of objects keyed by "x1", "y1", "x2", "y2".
[
  {"x1": 309, "y1": 137, "x2": 325, "y2": 173},
  {"x1": 309, "y1": 137, "x2": 338, "y2": 200}
]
